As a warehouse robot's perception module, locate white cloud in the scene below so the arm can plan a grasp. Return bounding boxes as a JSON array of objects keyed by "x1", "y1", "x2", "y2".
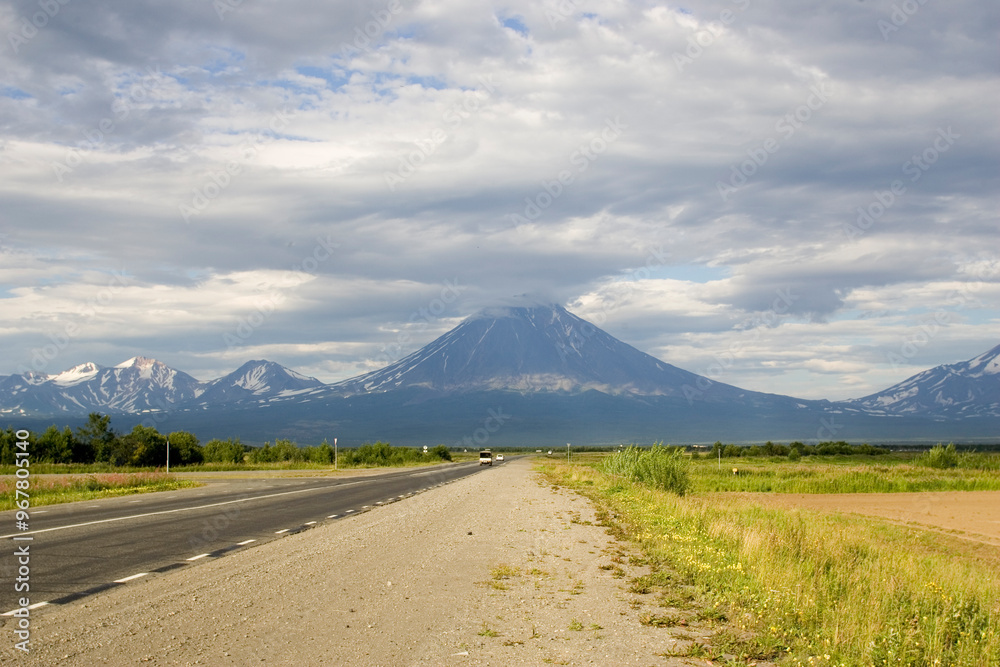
[{"x1": 0, "y1": 0, "x2": 997, "y2": 404}]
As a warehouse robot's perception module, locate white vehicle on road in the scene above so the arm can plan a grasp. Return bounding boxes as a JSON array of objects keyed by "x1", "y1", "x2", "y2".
[
  {"x1": 496, "y1": 454, "x2": 504, "y2": 462},
  {"x1": 479, "y1": 450, "x2": 493, "y2": 466}
]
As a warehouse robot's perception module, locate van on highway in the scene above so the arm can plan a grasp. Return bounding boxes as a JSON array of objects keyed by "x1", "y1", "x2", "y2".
[{"x1": 479, "y1": 450, "x2": 493, "y2": 466}]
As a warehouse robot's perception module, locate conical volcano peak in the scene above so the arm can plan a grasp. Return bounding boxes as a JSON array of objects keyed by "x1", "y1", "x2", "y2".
[
  {"x1": 328, "y1": 301, "x2": 754, "y2": 400},
  {"x1": 469, "y1": 295, "x2": 567, "y2": 321}
]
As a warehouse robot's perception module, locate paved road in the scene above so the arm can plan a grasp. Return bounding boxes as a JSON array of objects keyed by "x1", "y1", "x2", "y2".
[{"x1": 0, "y1": 461, "x2": 505, "y2": 613}]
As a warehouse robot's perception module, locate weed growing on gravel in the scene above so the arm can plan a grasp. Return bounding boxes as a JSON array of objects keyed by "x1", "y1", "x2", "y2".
[
  {"x1": 640, "y1": 612, "x2": 684, "y2": 627},
  {"x1": 487, "y1": 563, "x2": 520, "y2": 590},
  {"x1": 477, "y1": 622, "x2": 499, "y2": 637},
  {"x1": 627, "y1": 579, "x2": 651, "y2": 594},
  {"x1": 568, "y1": 619, "x2": 584, "y2": 631},
  {"x1": 540, "y1": 460, "x2": 1000, "y2": 666},
  {"x1": 490, "y1": 563, "x2": 520, "y2": 579}
]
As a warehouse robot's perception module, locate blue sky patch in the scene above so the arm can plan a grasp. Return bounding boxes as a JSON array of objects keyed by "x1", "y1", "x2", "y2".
[
  {"x1": 1, "y1": 86, "x2": 31, "y2": 100},
  {"x1": 501, "y1": 15, "x2": 529, "y2": 35}
]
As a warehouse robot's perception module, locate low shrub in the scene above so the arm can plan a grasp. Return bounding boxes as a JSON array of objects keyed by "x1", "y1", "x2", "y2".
[
  {"x1": 600, "y1": 443, "x2": 690, "y2": 496},
  {"x1": 917, "y1": 443, "x2": 959, "y2": 469}
]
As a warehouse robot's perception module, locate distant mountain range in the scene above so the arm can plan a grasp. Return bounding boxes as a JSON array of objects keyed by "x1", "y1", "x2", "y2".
[
  {"x1": 3, "y1": 304, "x2": 998, "y2": 444},
  {"x1": 0, "y1": 357, "x2": 324, "y2": 416},
  {"x1": 845, "y1": 343, "x2": 1000, "y2": 419}
]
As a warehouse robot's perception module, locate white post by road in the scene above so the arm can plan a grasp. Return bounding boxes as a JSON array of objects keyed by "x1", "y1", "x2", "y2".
[
  {"x1": 334, "y1": 437, "x2": 338, "y2": 471},
  {"x1": 166, "y1": 438, "x2": 170, "y2": 473}
]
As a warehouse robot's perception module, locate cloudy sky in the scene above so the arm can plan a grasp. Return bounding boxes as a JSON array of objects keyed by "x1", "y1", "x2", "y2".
[{"x1": 1, "y1": 0, "x2": 997, "y2": 401}]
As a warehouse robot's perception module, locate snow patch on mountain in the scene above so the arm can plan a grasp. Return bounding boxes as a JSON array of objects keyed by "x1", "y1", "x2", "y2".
[
  {"x1": 50, "y1": 362, "x2": 103, "y2": 387},
  {"x1": 846, "y1": 343, "x2": 1000, "y2": 418},
  {"x1": 327, "y1": 302, "x2": 789, "y2": 405}
]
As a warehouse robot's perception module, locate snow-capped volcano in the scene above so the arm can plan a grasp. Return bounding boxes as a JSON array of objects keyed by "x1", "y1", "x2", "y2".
[
  {"x1": 195, "y1": 360, "x2": 325, "y2": 405},
  {"x1": 846, "y1": 343, "x2": 1000, "y2": 418},
  {"x1": 327, "y1": 302, "x2": 779, "y2": 404}
]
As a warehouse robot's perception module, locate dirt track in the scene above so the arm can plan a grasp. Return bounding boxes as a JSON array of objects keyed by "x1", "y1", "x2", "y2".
[
  {"x1": 1, "y1": 459, "x2": 737, "y2": 666},
  {"x1": 742, "y1": 490, "x2": 1000, "y2": 548}
]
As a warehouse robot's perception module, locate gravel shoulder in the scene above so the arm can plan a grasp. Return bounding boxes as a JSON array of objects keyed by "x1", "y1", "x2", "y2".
[{"x1": 2, "y1": 458, "x2": 718, "y2": 666}]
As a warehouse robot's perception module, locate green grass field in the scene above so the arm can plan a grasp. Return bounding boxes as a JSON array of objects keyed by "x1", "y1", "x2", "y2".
[
  {"x1": 0, "y1": 472, "x2": 200, "y2": 511},
  {"x1": 540, "y1": 452, "x2": 1000, "y2": 666},
  {"x1": 689, "y1": 456, "x2": 1000, "y2": 494}
]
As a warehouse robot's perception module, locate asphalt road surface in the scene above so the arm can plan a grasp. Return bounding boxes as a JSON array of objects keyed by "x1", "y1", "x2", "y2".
[{"x1": 0, "y1": 461, "x2": 504, "y2": 613}]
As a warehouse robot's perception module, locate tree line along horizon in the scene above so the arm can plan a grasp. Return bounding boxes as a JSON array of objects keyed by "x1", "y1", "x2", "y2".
[
  {"x1": 0, "y1": 413, "x2": 906, "y2": 467},
  {"x1": 0, "y1": 413, "x2": 454, "y2": 467}
]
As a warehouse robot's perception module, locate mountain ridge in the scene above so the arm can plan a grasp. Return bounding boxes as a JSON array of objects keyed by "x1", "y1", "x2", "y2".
[
  {"x1": 326, "y1": 304, "x2": 764, "y2": 400},
  {"x1": 844, "y1": 343, "x2": 1000, "y2": 418},
  {"x1": 2, "y1": 305, "x2": 997, "y2": 443}
]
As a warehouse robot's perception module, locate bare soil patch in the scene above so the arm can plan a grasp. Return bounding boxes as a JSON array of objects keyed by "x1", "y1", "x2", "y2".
[{"x1": 740, "y1": 490, "x2": 1000, "y2": 548}]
